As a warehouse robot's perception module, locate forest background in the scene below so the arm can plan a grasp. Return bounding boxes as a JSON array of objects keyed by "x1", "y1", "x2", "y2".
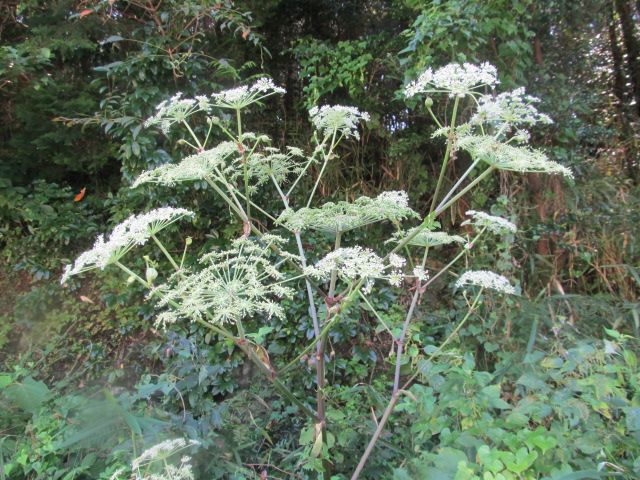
[{"x1": 1, "y1": 1, "x2": 639, "y2": 479}]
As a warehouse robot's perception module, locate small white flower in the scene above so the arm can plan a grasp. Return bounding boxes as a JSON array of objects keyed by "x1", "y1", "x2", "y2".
[
  {"x1": 455, "y1": 270, "x2": 516, "y2": 294},
  {"x1": 389, "y1": 253, "x2": 406, "y2": 269},
  {"x1": 512, "y1": 129, "x2": 531, "y2": 144},
  {"x1": 61, "y1": 208, "x2": 194, "y2": 284},
  {"x1": 388, "y1": 272, "x2": 403, "y2": 287},
  {"x1": 309, "y1": 105, "x2": 370, "y2": 139},
  {"x1": 462, "y1": 210, "x2": 517, "y2": 235},
  {"x1": 108, "y1": 468, "x2": 126, "y2": 480},
  {"x1": 405, "y1": 62, "x2": 498, "y2": 98},
  {"x1": 413, "y1": 266, "x2": 429, "y2": 282}
]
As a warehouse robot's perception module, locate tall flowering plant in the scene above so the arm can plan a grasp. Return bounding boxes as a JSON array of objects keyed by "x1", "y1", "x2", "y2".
[{"x1": 62, "y1": 65, "x2": 572, "y2": 477}]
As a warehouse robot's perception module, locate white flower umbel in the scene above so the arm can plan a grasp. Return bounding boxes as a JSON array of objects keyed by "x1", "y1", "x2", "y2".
[
  {"x1": 462, "y1": 210, "x2": 517, "y2": 235},
  {"x1": 132, "y1": 438, "x2": 199, "y2": 470},
  {"x1": 145, "y1": 93, "x2": 203, "y2": 134},
  {"x1": 277, "y1": 191, "x2": 418, "y2": 234},
  {"x1": 457, "y1": 135, "x2": 574, "y2": 179},
  {"x1": 309, "y1": 105, "x2": 370, "y2": 140},
  {"x1": 455, "y1": 270, "x2": 516, "y2": 295},
  {"x1": 210, "y1": 77, "x2": 285, "y2": 109},
  {"x1": 153, "y1": 237, "x2": 293, "y2": 325},
  {"x1": 247, "y1": 145, "x2": 306, "y2": 187},
  {"x1": 389, "y1": 228, "x2": 466, "y2": 248},
  {"x1": 305, "y1": 247, "x2": 406, "y2": 289},
  {"x1": 471, "y1": 87, "x2": 553, "y2": 131},
  {"x1": 132, "y1": 142, "x2": 239, "y2": 187},
  {"x1": 405, "y1": 62, "x2": 498, "y2": 98},
  {"x1": 305, "y1": 247, "x2": 385, "y2": 282},
  {"x1": 61, "y1": 208, "x2": 194, "y2": 284}
]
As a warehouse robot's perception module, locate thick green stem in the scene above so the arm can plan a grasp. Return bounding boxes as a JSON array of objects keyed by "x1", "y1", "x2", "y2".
[
  {"x1": 306, "y1": 157, "x2": 329, "y2": 208},
  {"x1": 204, "y1": 177, "x2": 249, "y2": 222},
  {"x1": 436, "y1": 158, "x2": 481, "y2": 212},
  {"x1": 236, "y1": 109, "x2": 251, "y2": 219},
  {"x1": 182, "y1": 121, "x2": 203, "y2": 150},
  {"x1": 392, "y1": 247, "x2": 429, "y2": 394},
  {"x1": 429, "y1": 96, "x2": 460, "y2": 213},
  {"x1": 306, "y1": 129, "x2": 338, "y2": 207},
  {"x1": 434, "y1": 165, "x2": 496, "y2": 216},
  {"x1": 151, "y1": 234, "x2": 180, "y2": 271},
  {"x1": 316, "y1": 231, "x2": 342, "y2": 478}
]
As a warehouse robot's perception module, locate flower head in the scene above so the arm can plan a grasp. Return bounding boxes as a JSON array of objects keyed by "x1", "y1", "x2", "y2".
[
  {"x1": 309, "y1": 105, "x2": 370, "y2": 139},
  {"x1": 61, "y1": 208, "x2": 194, "y2": 284},
  {"x1": 305, "y1": 247, "x2": 405, "y2": 290},
  {"x1": 471, "y1": 87, "x2": 553, "y2": 132},
  {"x1": 145, "y1": 93, "x2": 202, "y2": 134},
  {"x1": 455, "y1": 270, "x2": 516, "y2": 294},
  {"x1": 458, "y1": 135, "x2": 574, "y2": 179},
  {"x1": 210, "y1": 77, "x2": 285, "y2": 109},
  {"x1": 247, "y1": 145, "x2": 307, "y2": 187},
  {"x1": 132, "y1": 142, "x2": 239, "y2": 187},
  {"x1": 277, "y1": 191, "x2": 418, "y2": 234},
  {"x1": 305, "y1": 247, "x2": 382, "y2": 281},
  {"x1": 462, "y1": 210, "x2": 517, "y2": 235},
  {"x1": 405, "y1": 62, "x2": 498, "y2": 98},
  {"x1": 153, "y1": 236, "x2": 292, "y2": 325}
]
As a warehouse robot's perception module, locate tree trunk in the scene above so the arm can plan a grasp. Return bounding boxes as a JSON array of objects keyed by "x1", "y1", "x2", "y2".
[
  {"x1": 608, "y1": 7, "x2": 629, "y2": 108},
  {"x1": 614, "y1": 0, "x2": 640, "y2": 117},
  {"x1": 610, "y1": 1, "x2": 639, "y2": 182}
]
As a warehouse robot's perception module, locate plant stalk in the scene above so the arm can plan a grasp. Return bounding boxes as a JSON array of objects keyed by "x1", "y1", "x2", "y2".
[{"x1": 351, "y1": 290, "x2": 483, "y2": 479}]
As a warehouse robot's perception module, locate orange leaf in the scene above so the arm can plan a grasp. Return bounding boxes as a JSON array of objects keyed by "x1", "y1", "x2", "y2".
[
  {"x1": 79, "y1": 9, "x2": 93, "y2": 17},
  {"x1": 74, "y1": 187, "x2": 86, "y2": 202},
  {"x1": 242, "y1": 29, "x2": 250, "y2": 40}
]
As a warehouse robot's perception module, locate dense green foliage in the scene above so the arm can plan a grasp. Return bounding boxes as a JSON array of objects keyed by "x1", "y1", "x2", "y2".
[{"x1": 1, "y1": 1, "x2": 639, "y2": 479}]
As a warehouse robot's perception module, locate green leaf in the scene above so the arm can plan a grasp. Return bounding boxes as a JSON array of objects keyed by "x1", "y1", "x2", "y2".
[
  {"x1": 625, "y1": 407, "x2": 640, "y2": 431},
  {"x1": 3, "y1": 377, "x2": 50, "y2": 413},
  {"x1": 552, "y1": 471, "x2": 623, "y2": 480},
  {"x1": 501, "y1": 448, "x2": 538, "y2": 474}
]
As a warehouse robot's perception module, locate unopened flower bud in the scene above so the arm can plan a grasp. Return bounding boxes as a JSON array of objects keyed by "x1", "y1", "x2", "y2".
[
  {"x1": 146, "y1": 267, "x2": 158, "y2": 284},
  {"x1": 185, "y1": 236, "x2": 193, "y2": 246},
  {"x1": 424, "y1": 97, "x2": 434, "y2": 108},
  {"x1": 127, "y1": 275, "x2": 136, "y2": 284}
]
